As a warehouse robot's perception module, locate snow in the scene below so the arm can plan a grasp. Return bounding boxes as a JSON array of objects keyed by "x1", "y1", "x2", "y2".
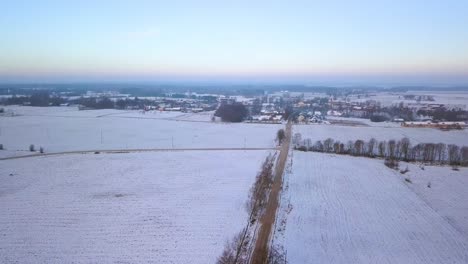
[
  {"x1": 294, "y1": 123, "x2": 468, "y2": 145},
  {"x1": 395, "y1": 162, "x2": 468, "y2": 238},
  {"x1": 0, "y1": 106, "x2": 281, "y2": 156},
  {"x1": 281, "y1": 152, "x2": 468, "y2": 264},
  {"x1": 348, "y1": 91, "x2": 468, "y2": 109},
  {"x1": 0, "y1": 150, "x2": 272, "y2": 263}
]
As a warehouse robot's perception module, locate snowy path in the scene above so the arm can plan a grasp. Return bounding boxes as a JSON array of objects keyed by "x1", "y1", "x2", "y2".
[{"x1": 283, "y1": 152, "x2": 468, "y2": 264}]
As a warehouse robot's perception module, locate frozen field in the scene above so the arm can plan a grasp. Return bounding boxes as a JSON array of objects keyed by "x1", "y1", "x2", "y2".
[
  {"x1": 0, "y1": 150, "x2": 271, "y2": 263},
  {"x1": 294, "y1": 123, "x2": 468, "y2": 145},
  {"x1": 395, "y1": 162, "x2": 468, "y2": 238},
  {"x1": 0, "y1": 106, "x2": 280, "y2": 157},
  {"x1": 348, "y1": 91, "x2": 468, "y2": 109},
  {"x1": 280, "y1": 152, "x2": 468, "y2": 264}
]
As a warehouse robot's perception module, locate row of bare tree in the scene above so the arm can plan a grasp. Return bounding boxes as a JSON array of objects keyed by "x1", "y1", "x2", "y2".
[
  {"x1": 293, "y1": 133, "x2": 468, "y2": 166},
  {"x1": 217, "y1": 154, "x2": 276, "y2": 264}
]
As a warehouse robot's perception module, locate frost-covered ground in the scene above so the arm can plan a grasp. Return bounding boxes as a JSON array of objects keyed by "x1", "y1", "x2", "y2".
[
  {"x1": 0, "y1": 150, "x2": 271, "y2": 263},
  {"x1": 295, "y1": 123, "x2": 468, "y2": 145},
  {"x1": 0, "y1": 106, "x2": 280, "y2": 157},
  {"x1": 395, "y1": 162, "x2": 468, "y2": 238},
  {"x1": 348, "y1": 91, "x2": 468, "y2": 109},
  {"x1": 280, "y1": 152, "x2": 468, "y2": 263}
]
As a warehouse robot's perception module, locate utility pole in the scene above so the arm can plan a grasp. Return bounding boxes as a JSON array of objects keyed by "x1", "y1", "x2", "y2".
[
  {"x1": 171, "y1": 136, "x2": 174, "y2": 149},
  {"x1": 100, "y1": 129, "x2": 103, "y2": 144}
]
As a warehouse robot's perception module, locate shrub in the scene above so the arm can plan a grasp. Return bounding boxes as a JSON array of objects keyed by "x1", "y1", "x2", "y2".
[
  {"x1": 400, "y1": 166, "x2": 409, "y2": 174},
  {"x1": 29, "y1": 144, "x2": 35, "y2": 152},
  {"x1": 39, "y1": 147, "x2": 44, "y2": 153},
  {"x1": 405, "y1": 178, "x2": 412, "y2": 183},
  {"x1": 384, "y1": 158, "x2": 399, "y2": 170},
  {"x1": 0, "y1": 144, "x2": 3, "y2": 150},
  {"x1": 297, "y1": 146, "x2": 307, "y2": 152}
]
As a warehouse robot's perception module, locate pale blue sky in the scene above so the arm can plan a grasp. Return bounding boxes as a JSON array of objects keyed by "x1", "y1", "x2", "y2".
[{"x1": 1, "y1": 0, "x2": 468, "y2": 84}]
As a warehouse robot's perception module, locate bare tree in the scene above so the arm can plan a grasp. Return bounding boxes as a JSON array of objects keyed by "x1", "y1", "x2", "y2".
[
  {"x1": 378, "y1": 141, "x2": 387, "y2": 157},
  {"x1": 276, "y1": 129, "x2": 285, "y2": 145},
  {"x1": 434, "y1": 143, "x2": 446, "y2": 164},
  {"x1": 422, "y1": 143, "x2": 437, "y2": 163},
  {"x1": 461, "y1": 146, "x2": 468, "y2": 166},
  {"x1": 354, "y1": 140, "x2": 365, "y2": 156},
  {"x1": 448, "y1": 144, "x2": 461, "y2": 165},
  {"x1": 388, "y1": 140, "x2": 396, "y2": 159},
  {"x1": 323, "y1": 138, "x2": 334, "y2": 153},
  {"x1": 313, "y1": 140, "x2": 324, "y2": 152},
  {"x1": 333, "y1": 141, "x2": 341, "y2": 154},
  {"x1": 346, "y1": 140, "x2": 354, "y2": 154},
  {"x1": 367, "y1": 138, "x2": 377, "y2": 157},
  {"x1": 292, "y1": 133, "x2": 302, "y2": 147},
  {"x1": 400, "y1": 137, "x2": 411, "y2": 161}
]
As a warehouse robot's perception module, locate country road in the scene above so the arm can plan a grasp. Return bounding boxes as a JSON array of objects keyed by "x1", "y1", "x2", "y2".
[
  {"x1": 0, "y1": 147, "x2": 278, "y2": 161},
  {"x1": 251, "y1": 121, "x2": 292, "y2": 264}
]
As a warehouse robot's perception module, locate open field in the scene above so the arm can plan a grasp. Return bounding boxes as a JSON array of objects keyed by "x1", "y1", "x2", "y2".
[
  {"x1": 0, "y1": 106, "x2": 281, "y2": 158},
  {"x1": 280, "y1": 152, "x2": 468, "y2": 264},
  {"x1": 0, "y1": 150, "x2": 272, "y2": 263},
  {"x1": 395, "y1": 161, "x2": 468, "y2": 238},
  {"x1": 348, "y1": 91, "x2": 468, "y2": 109}
]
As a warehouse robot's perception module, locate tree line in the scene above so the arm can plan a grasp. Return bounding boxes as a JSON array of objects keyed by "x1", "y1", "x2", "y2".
[{"x1": 293, "y1": 133, "x2": 468, "y2": 166}]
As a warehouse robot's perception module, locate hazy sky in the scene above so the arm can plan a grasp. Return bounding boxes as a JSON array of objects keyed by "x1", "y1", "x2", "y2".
[{"x1": 1, "y1": 0, "x2": 468, "y2": 85}]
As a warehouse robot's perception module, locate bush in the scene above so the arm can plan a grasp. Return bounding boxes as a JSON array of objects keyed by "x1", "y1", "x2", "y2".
[
  {"x1": 39, "y1": 147, "x2": 44, "y2": 153},
  {"x1": 400, "y1": 166, "x2": 409, "y2": 174},
  {"x1": 297, "y1": 146, "x2": 307, "y2": 152},
  {"x1": 384, "y1": 158, "x2": 399, "y2": 170},
  {"x1": 0, "y1": 144, "x2": 3, "y2": 150},
  {"x1": 29, "y1": 144, "x2": 35, "y2": 152}
]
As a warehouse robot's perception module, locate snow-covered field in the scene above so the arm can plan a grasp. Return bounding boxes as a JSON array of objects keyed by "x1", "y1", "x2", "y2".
[
  {"x1": 0, "y1": 106, "x2": 280, "y2": 157},
  {"x1": 280, "y1": 152, "x2": 468, "y2": 263},
  {"x1": 348, "y1": 91, "x2": 468, "y2": 109},
  {"x1": 0, "y1": 150, "x2": 271, "y2": 263},
  {"x1": 295, "y1": 123, "x2": 468, "y2": 146},
  {"x1": 395, "y1": 162, "x2": 468, "y2": 238}
]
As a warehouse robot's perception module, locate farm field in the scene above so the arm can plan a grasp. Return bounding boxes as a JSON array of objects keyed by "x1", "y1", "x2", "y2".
[
  {"x1": 0, "y1": 106, "x2": 281, "y2": 157},
  {"x1": 348, "y1": 91, "x2": 468, "y2": 108},
  {"x1": 279, "y1": 152, "x2": 468, "y2": 264},
  {"x1": 294, "y1": 123, "x2": 468, "y2": 146},
  {"x1": 395, "y1": 162, "x2": 468, "y2": 238},
  {"x1": 0, "y1": 150, "x2": 272, "y2": 263}
]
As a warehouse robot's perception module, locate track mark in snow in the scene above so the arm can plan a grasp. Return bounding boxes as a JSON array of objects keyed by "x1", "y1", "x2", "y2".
[{"x1": 283, "y1": 152, "x2": 468, "y2": 264}]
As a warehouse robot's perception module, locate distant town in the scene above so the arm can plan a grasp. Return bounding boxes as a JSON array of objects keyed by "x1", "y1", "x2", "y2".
[{"x1": 1, "y1": 85, "x2": 467, "y2": 129}]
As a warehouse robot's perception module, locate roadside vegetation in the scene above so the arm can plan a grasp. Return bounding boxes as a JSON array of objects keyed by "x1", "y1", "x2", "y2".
[{"x1": 217, "y1": 153, "x2": 276, "y2": 264}]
